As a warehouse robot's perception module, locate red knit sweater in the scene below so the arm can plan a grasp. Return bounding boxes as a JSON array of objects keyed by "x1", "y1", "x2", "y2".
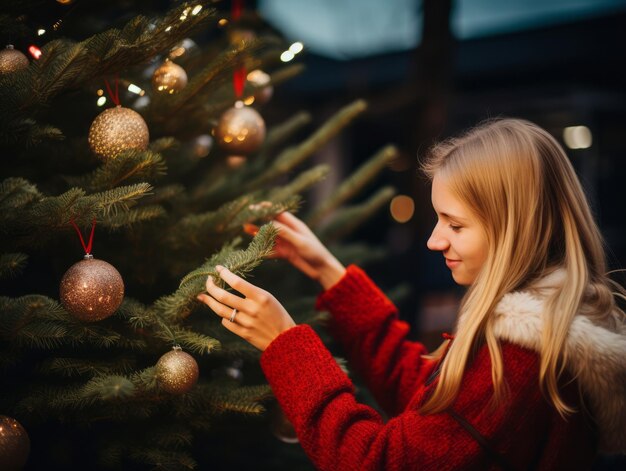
[{"x1": 260, "y1": 265, "x2": 597, "y2": 470}]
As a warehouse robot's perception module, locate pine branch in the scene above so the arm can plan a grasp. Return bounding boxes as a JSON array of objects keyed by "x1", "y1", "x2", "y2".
[
  {"x1": 40, "y1": 356, "x2": 137, "y2": 378},
  {"x1": 266, "y1": 164, "x2": 329, "y2": 202},
  {"x1": 178, "y1": 222, "x2": 277, "y2": 290},
  {"x1": 318, "y1": 186, "x2": 397, "y2": 243},
  {"x1": 101, "y1": 204, "x2": 166, "y2": 230},
  {"x1": 0, "y1": 177, "x2": 42, "y2": 212},
  {"x1": 90, "y1": 182, "x2": 153, "y2": 217},
  {"x1": 244, "y1": 99, "x2": 368, "y2": 192},
  {"x1": 155, "y1": 327, "x2": 220, "y2": 356},
  {"x1": 307, "y1": 145, "x2": 398, "y2": 227},
  {"x1": 64, "y1": 149, "x2": 167, "y2": 192},
  {"x1": 0, "y1": 252, "x2": 28, "y2": 279}
]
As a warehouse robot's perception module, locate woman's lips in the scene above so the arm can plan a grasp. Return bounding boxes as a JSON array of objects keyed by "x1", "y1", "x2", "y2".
[{"x1": 445, "y1": 259, "x2": 461, "y2": 269}]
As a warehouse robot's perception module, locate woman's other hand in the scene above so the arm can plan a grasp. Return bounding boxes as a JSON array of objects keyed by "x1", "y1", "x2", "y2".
[
  {"x1": 244, "y1": 212, "x2": 346, "y2": 290},
  {"x1": 196, "y1": 265, "x2": 296, "y2": 351}
]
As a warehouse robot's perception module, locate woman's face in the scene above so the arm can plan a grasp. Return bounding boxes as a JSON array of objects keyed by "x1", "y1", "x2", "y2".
[{"x1": 427, "y1": 174, "x2": 489, "y2": 286}]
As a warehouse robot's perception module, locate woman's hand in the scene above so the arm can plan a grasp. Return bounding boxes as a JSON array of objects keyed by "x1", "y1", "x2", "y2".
[
  {"x1": 245, "y1": 212, "x2": 346, "y2": 290},
  {"x1": 196, "y1": 265, "x2": 296, "y2": 351}
]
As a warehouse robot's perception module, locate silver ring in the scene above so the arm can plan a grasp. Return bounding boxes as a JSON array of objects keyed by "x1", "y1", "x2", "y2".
[{"x1": 229, "y1": 308, "x2": 238, "y2": 323}]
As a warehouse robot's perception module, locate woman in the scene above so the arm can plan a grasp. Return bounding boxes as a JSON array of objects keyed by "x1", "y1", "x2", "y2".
[{"x1": 197, "y1": 118, "x2": 625, "y2": 470}]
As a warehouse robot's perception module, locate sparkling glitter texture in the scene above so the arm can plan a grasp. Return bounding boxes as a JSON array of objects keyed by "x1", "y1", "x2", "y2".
[
  {"x1": 156, "y1": 347, "x2": 199, "y2": 395},
  {"x1": 88, "y1": 106, "x2": 149, "y2": 160},
  {"x1": 0, "y1": 415, "x2": 30, "y2": 470},
  {"x1": 152, "y1": 60, "x2": 188, "y2": 94},
  {"x1": 215, "y1": 106, "x2": 265, "y2": 155},
  {"x1": 0, "y1": 45, "x2": 29, "y2": 75},
  {"x1": 60, "y1": 257, "x2": 124, "y2": 322}
]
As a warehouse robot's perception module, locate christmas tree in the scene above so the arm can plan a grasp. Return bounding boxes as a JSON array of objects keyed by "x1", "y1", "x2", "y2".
[{"x1": 0, "y1": 1, "x2": 398, "y2": 469}]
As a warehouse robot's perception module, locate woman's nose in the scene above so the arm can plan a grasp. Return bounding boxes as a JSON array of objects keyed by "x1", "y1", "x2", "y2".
[{"x1": 427, "y1": 225, "x2": 449, "y2": 252}]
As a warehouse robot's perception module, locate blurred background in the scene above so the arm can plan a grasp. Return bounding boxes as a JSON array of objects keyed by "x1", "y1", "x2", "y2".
[{"x1": 251, "y1": 0, "x2": 626, "y2": 348}]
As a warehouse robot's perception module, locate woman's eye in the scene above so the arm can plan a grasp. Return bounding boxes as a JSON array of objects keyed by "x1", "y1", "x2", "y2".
[{"x1": 449, "y1": 224, "x2": 462, "y2": 232}]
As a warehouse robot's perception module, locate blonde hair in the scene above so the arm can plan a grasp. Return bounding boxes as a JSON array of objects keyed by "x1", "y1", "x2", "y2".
[{"x1": 419, "y1": 118, "x2": 624, "y2": 416}]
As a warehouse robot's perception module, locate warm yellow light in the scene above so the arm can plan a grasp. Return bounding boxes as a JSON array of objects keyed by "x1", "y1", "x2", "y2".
[
  {"x1": 563, "y1": 125, "x2": 592, "y2": 149},
  {"x1": 97, "y1": 96, "x2": 107, "y2": 107},
  {"x1": 192, "y1": 5, "x2": 203, "y2": 15},
  {"x1": 37, "y1": 29, "x2": 46, "y2": 36},
  {"x1": 243, "y1": 96, "x2": 255, "y2": 105},
  {"x1": 289, "y1": 42, "x2": 304, "y2": 54},
  {"x1": 390, "y1": 195, "x2": 415, "y2": 223},
  {"x1": 127, "y1": 83, "x2": 143, "y2": 95},
  {"x1": 218, "y1": 18, "x2": 229, "y2": 27},
  {"x1": 165, "y1": 26, "x2": 172, "y2": 32},
  {"x1": 280, "y1": 50, "x2": 295, "y2": 62},
  {"x1": 97, "y1": 89, "x2": 104, "y2": 96}
]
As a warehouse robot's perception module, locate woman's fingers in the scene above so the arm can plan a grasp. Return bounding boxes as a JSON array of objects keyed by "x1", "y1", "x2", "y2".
[
  {"x1": 205, "y1": 276, "x2": 248, "y2": 311},
  {"x1": 215, "y1": 265, "x2": 257, "y2": 298},
  {"x1": 275, "y1": 212, "x2": 311, "y2": 234},
  {"x1": 196, "y1": 293, "x2": 251, "y2": 328}
]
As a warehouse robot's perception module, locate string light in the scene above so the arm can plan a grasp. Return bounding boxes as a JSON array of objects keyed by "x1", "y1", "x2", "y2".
[
  {"x1": 563, "y1": 125, "x2": 592, "y2": 149},
  {"x1": 127, "y1": 83, "x2": 144, "y2": 95},
  {"x1": 192, "y1": 5, "x2": 203, "y2": 15},
  {"x1": 37, "y1": 29, "x2": 46, "y2": 36},
  {"x1": 28, "y1": 45, "x2": 42, "y2": 59},
  {"x1": 390, "y1": 195, "x2": 415, "y2": 223},
  {"x1": 280, "y1": 50, "x2": 295, "y2": 62},
  {"x1": 97, "y1": 96, "x2": 107, "y2": 106},
  {"x1": 289, "y1": 42, "x2": 304, "y2": 54}
]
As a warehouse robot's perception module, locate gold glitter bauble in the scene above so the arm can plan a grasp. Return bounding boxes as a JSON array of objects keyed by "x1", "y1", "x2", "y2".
[
  {"x1": 0, "y1": 416, "x2": 30, "y2": 471},
  {"x1": 156, "y1": 347, "x2": 199, "y2": 395},
  {"x1": 60, "y1": 256, "x2": 124, "y2": 322},
  {"x1": 215, "y1": 106, "x2": 265, "y2": 155},
  {"x1": 247, "y1": 69, "x2": 273, "y2": 104},
  {"x1": 88, "y1": 106, "x2": 149, "y2": 160},
  {"x1": 152, "y1": 60, "x2": 188, "y2": 94},
  {"x1": 0, "y1": 45, "x2": 29, "y2": 75}
]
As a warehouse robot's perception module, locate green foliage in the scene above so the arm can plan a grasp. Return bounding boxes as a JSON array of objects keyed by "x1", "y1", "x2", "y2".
[{"x1": 0, "y1": 2, "x2": 397, "y2": 469}]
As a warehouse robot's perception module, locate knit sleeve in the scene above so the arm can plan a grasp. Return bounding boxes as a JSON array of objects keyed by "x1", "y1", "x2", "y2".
[
  {"x1": 315, "y1": 264, "x2": 432, "y2": 414},
  {"x1": 261, "y1": 326, "x2": 563, "y2": 471}
]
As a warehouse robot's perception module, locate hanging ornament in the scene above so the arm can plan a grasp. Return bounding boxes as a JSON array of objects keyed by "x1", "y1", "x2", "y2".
[
  {"x1": 215, "y1": 105, "x2": 266, "y2": 155},
  {"x1": 156, "y1": 346, "x2": 199, "y2": 395},
  {"x1": 247, "y1": 70, "x2": 273, "y2": 104},
  {"x1": 89, "y1": 78, "x2": 149, "y2": 160},
  {"x1": 0, "y1": 45, "x2": 29, "y2": 75},
  {"x1": 0, "y1": 415, "x2": 30, "y2": 470},
  {"x1": 152, "y1": 60, "x2": 188, "y2": 94},
  {"x1": 60, "y1": 256, "x2": 124, "y2": 321},
  {"x1": 60, "y1": 219, "x2": 124, "y2": 322},
  {"x1": 88, "y1": 106, "x2": 149, "y2": 160},
  {"x1": 269, "y1": 404, "x2": 299, "y2": 444}
]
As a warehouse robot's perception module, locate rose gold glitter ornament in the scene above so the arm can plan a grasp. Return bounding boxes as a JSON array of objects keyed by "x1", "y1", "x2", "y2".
[
  {"x1": 0, "y1": 415, "x2": 30, "y2": 470},
  {"x1": 88, "y1": 105, "x2": 149, "y2": 160},
  {"x1": 156, "y1": 346, "x2": 199, "y2": 395},
  {"x1": 152, "y1": 60, "x2": 188, "y2": 94},
  {"x1": 60, "y1": 255, "x2": 124, "y2": 322},
  {"x1": 215, "y1": 106, "x2": 265, "y2": 155},
  {"x1": 0, "y1": 45, "x2": 29, "y2": 75}
]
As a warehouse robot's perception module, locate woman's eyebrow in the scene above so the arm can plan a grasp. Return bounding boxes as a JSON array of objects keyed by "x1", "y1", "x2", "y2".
[{"x1": 439, "y1": 212, "x2": 469, "y2": 223}]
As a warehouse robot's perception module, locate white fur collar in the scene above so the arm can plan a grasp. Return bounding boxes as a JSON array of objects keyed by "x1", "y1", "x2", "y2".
[{"x1": 491, "y1": 270, "x2": 626, "y2": 453}]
